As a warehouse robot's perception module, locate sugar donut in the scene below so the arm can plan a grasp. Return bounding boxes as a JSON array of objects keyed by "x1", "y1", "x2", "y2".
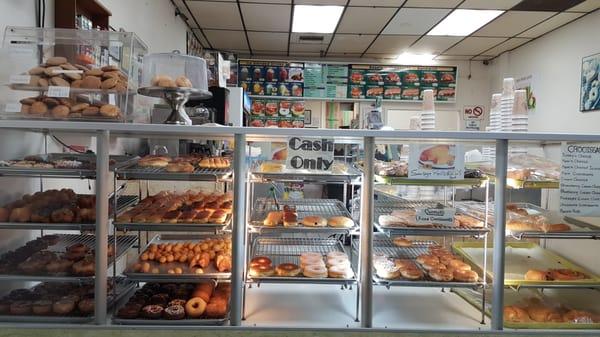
[
  {"x1": 328, "y1": 265, "x2": 353, "y2": 278},
  {"x1": 453, "y1": 269, "x2": 479, "y2": 282},
  {"x1": 326, "y1": 257, "x2": 351, "y2": 268},
  {"x1": 326, "y1": 251, "x2": 348, "y2": 260},
  {"x1": 303, "y1": 264, "x2": 328, "y2": 278}
]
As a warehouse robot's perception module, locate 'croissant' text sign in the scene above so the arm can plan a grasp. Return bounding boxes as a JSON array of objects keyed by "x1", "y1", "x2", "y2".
[{"x1": 286, "y1": 137, "x2": 334, "y2": 171}]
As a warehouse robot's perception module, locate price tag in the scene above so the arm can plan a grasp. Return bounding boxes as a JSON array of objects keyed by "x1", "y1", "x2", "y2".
[
  {"x1": 416, "y1": 208, "x2": 456, "y2": 226},
  {"x1": 47, "y1": 86, "x2": 70, "y2": 98},
  {"x1": 4, "y1": 102, "x2": 21, "y2": 113},
  {"x1": 9, "y1": 75, "x2": 31, "y2": 84},
  {"x1": 286, "y1": 137, "x2": 334, "y2": 171}
]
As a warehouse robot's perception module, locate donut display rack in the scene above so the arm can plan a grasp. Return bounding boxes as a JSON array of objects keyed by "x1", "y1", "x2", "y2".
[{"x1": 250, "y1": 160, "x2": 363, "y2": 184}]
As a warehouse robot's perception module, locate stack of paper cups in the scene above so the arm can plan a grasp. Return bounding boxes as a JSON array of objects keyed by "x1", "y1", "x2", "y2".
[
  {"x1": 489, "y1": 93, "x2": 502, "y2": 131},
  {"x1": 512, "y1": 89, "x2": 528, "y2": 132},
  {"x1": 500, "y1": 78, "x2": 515, "y2": 132},
  {"x1": 420, "y1": 89, "x2": 436, "y2": 130}
]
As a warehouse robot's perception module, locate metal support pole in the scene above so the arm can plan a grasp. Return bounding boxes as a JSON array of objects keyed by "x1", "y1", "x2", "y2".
[
  {"x1": 359, "y1": 136, "x2": 375, "y2": 327},
  {"x1": 491, "y1": 139, "x2": 508, "y2": 330},
  {"x1": 95, "y1": 130, "x2": 110, "y2": 324},
  {"x1": 230, "y1": 133, "x2": 247, "y2": 326}
]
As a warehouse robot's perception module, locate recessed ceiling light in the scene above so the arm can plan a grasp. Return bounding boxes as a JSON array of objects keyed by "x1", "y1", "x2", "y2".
[
  {"x1": 394, "y1": 53, "x2": 436, "y2": 65},
  {"x1": 292, "y1": 5, "x2": 344, "y2": 34},
  {"x1": 428, "y1": 9, "x2": 504, "y2": 36}
]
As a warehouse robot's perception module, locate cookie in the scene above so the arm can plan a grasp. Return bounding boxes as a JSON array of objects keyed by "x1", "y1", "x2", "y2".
[
  {"x1": 80, "y1": 76, "x2": 101, "y2": 89},
  {"x1": 70, "y1": 103, "x2": 89, "y2": 113},
  {"x1": 46, "y1": 56, "x2": 67, "y2": 66},
  {"x1": 28, "y1": 75, "x2": 41, "y2": 86},
  {"x1": 19, "y1": 97, "x2": 38, "y2": 105},
  {"x1": 102, "y1": 71, "x2": 120, "y2": 79},
  {"x1": 101, "y1": 65, "x2": 119, "y2": 72},
  {"x1": 175, "y1": 76, "x2": 193, "y2": 88},
  {"x1": 71, "y1": 80, "x2": 82, "y2": 88},
  {"x1": 51, "y1": 105, "x2": 70, "y2": 118},
  {"x1": 30, "y1": 102, "x2": 48, "y2": 115},
  {"x1": 82, "y1": 106, "x2": 99, "y2": 116},
  {"x1": 74, "y1": 64, "x2": 89, "y2": 72},
  {"x1": 42, "y1": 97, "x2": 60, "y2": 107},
  {"x1": 64, "y1": 72, "x2": 82, "y2": 81},
  {"x1": 44, "y1": 66, "x2": 62, "y2": 77},
  {"x1": 99, "y1": 104, "x2": 119, "y2": 117},
  {"x1": 20, "y1": 104, "x2": 31, "y2": 114},
  {"x1": 101, "y1": 77, "x2": 118, "y2": 89},
  {"x1": 60, "y1": 63, "x2": 78, "y2": 71},
  {"x1": 50, "y1": 76, "x2": 70, "y2": 87},
  {"x1": 85, "y1": 68, "x2": 103, "y2": 77},
  {"x1": 28, "y1": 66, "x2": 45, "y2": 75},
  {"x1": 38, "y1": 78, "x2": 49, "y2": 87}
]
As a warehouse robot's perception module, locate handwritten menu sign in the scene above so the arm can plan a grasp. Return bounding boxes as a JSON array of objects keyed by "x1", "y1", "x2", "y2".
[
  {"x1": 286, "y1": 137, "x2": 334, "y2": 171},
  {"x1": 408, "y1": 144, "x2": 465, "y2": 180},
  {"x1": 560, "y1": 143, "x2": 600, "y2": 216},
  {"x1": 416, "y1": 208, "x2": 456, "y2": 226}
]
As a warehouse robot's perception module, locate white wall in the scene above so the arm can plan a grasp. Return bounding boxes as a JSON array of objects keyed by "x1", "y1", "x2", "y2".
[{"x1": 99, "y1": 0, "x2": 187, "y2": 53}]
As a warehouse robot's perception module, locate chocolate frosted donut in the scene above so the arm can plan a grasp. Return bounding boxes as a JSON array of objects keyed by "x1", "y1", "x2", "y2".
[
  {"x1": 32, "y1": 300, "x2": 53, "y2": 315},
  {"x1": 164, "y1": 304, "x2": 185, "y2": 320},
  {"x1": 10, "y1": 300, "x2": 32, "y2": 315},
  {"x1": 117, "y1": 304, "x2": 141, "y2": 319},
  {"x1": 142, "y1": 304, "x2": 164, "y2": 319},
  {"x1": 168, "y1": 299, "x2": 187, "y2": 307},
  {"x1": 150, "y1": 293, "x2": 169, "y2": 306}
]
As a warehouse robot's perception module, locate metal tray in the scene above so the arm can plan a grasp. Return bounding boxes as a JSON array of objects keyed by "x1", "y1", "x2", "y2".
[
  {"x1": 0, "y1": 234, "x2": 137, "y2": 282},
  {"x1": 248, "y1": 237, "x2": 356, "y2": 285},
  {"x1": 374, "y1": 201, "x2": 490, "y2": 237},
  {"x1": 0, "y1": 277, "x2": 135, "y2": 323},
  {"x1": 455, "y1": 201, "x2": 600, "y2": 239},
  {"x1": 353, "y1": 237, "x2": 483, "y2": 289},
  {"x1": 0, "y1": 194, "x2": 138, "y2": 231},
  {"x1": 249, "y1": 198, "x2": 357, "y2": 234},
  {"x1": 116, "y1": 161, "x2": 232, "y2": 182},
  {"x1": 454, "y1": 287, "x2": 600, "y2": 329},
  {"x1": 250, "y1": 160, "x2": 362, "y2": 183},
  {"x1": 375, "y1": 175, "x2": 487, "y2": 187},
  {"x1": 452, "y1": 241, "x2": 600, "y2": 288},
  {"x1": 0, "y1": 154, "x2": 135, "y2": 178},
  {"x1": 123, "y1": 234, "x2": 231, "y2": 282}
]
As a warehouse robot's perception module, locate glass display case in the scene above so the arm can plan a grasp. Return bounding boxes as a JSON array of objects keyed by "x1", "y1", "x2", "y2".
[{"x1": 0, "y1": 27, "x2": 148, "y2": 122}]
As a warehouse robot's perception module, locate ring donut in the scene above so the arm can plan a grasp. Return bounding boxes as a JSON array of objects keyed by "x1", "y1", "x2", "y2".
[{"x1": 185, "y1": 297, "x2": 206, "y2": 318}]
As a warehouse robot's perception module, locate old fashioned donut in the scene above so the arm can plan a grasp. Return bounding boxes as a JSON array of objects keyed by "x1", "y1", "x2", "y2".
[
  {"x1": 185, "y1": 297, "x2": 207, "y2": 318},
  {"x1": 429, "y1": 267, "x2": 454, "y2": 282},
  {"x1": 453, "y1": 269, "x2": 479, "y2": 282}
]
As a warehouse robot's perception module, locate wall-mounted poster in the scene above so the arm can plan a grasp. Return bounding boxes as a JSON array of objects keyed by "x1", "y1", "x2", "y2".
[
  {"x1": 238, "y1": 60, "x2": 304, "y2": 97},
  {"x1": 581, "y1": 53, "x2": 600, "y2": 112},
  {"x1": 347, "y1": 65, "x2": 457, "y2": 102}
]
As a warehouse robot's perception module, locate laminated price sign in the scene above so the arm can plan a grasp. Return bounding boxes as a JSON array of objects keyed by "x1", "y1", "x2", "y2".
[
  {"x1": 416, "y1": 208, "x2": 456, "y2": 225},
  {"x1": 408, "y1": 143, "x2": 465, "y2": 180},
  {"x1": 286, "y1": 137, "x2": 334, "y2": 171},
  {"x1": 560, "y1": 143, "x2": 600, "y2": 216}
]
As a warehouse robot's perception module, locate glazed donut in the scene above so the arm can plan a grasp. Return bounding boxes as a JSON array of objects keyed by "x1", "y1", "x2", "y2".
[
  {"x1": 447, "y1": 259, "x2": 471, "y2": 271},
  {"x1": 394, "y1": 259, "x2": 415, "y2": 270},
  {"x1": 504, "y1": 305, "x2": 531, "y2": 322},
  {"x1": 77, "y1": 298, "x2": 95, "y2": 314},
  {"x1": 276, "y1": 263, "x2": 302, "y2": 277},
  {"x1": 525, "y1": 269, "x2": 549, "y2": 281},
  {"x1": 548, "y1": 268, "x2": 587, "y2": 281},
  {"x1": 393, "y1": 237, "x2": 413, "y2": 247},
  {"x1": 10, "y1": 301, "x2": 32, "y2": 315},
  {"x1": 326, "y1": 251, "x2": 348, "y2": 260},
  {"x1": 453, "y1": 269, "x2": 479, "y2": 282},
  {"x1": 302, "y1": 264, "x2": 328, "y2": 278},
  {"x1": 250, "y1": 256, "x2": 272, "y2": 268},
  {"x1": 185, "y1": 297, "x2": 207, "y2": 318},
  {"x1": 249, "y1": 264, "x2": 275, "y2": 277},
  {"x1": 420, "y1": 260, "x2": 445, "y2": 271},
  {"x1": 328, "y1": 265, "x2": 353, "y2": 278},
  {"x1": 429, "y1": 267, "x2": 454, "y2": 282},
  {"x1": 400, "y1": 267, "x2": 424, "y2": 280},
  {"x1": 416, "y1": 254, "x2": 439, "y2": 265},
  {"x1": 32, "y1": 300, "x2": 53, "y2": 315},
  {"x1": 52, "y1": 298, "x2": 76, "y2": 315}
]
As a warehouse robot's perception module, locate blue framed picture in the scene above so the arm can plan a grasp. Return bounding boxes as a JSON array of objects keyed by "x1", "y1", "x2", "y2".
[{"x1": 581, "y1": 52, "x2": 600, "y2": 112}]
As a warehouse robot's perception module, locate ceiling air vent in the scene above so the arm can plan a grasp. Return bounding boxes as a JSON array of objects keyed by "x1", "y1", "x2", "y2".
[{"x1": 299, "y1": 35, "x2": 324, "y2": 42}]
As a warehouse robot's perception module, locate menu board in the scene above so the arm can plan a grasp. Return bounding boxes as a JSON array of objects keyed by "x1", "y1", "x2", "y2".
[
  {"x1": 325, "y1": 65, "x2": 349, "y2": 98},
  {"x1": 304, "y1": 63, "x2": 325, "y2": 98},
  {"x1": 559, "y1": 143, "x2": 600, "y2": 216},
  {"x1": 347, "y1": 65, "x2": 457, "y2": 101},
  {"x1": 303, "y1": 64, "x2": 349, "y2": 98},
  {"x1": 248, "y1": 98, "x2": 305, "y2": 128},
  {"x1": 238, "y1": 60, "x2": 304, "y2": 97}
]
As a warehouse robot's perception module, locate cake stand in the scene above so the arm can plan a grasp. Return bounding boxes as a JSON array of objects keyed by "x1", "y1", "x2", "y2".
[{"x1": 138, "y1": 86, "x2": 212, "y2": 125}]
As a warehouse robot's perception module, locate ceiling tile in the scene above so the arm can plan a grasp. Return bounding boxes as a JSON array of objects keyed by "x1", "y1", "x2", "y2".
[
  {"x1": 243, "y1": 0, "x2": 290, "y2": 3},
  {"x1": 295, "y1": 0, "x2": 347, "y2": 4},
  {"x1": 240, "y1": 3, "x2": 290, "y2": 31},
  {"x1": 409, "y1": 36, "x2": 463, "y2": 54},
  {"x1": 366, "y1": 35, "x2": 419, "y2": 53},
  {"x1": 288, "y1": 52, "x2": 322, "y2": 58},
  {"x1": 247, "y1": 32, "x2": 288, "y2": 51},
  {"x1": 363, "y1": 53, "x2": 402, "y2": 59},
  {"x1": 328, "y1": 34, "x2": 377, "y2": 53},
  {"x1": 187, "y1": 2, "x2": 243, "y2": 29},
  {"x1": 480, "y1": 37, "x2": 531, "y2": 56},
  {"x1": 191, "y1": 28, "x2": 211, "y2": 47},
  {"x1": 518, "y1": 12, "x2": 585, "y2": 38},
  {"x1": 289, "y1": 43, "x2": 328, "y2": 53},
  {"x1": 459, "y1": 0, "x2": 522, "y2": 9},
  {"x1": 511, "y1": 0, "x2": 585, "y2": 12},
  {"x1": 253, "y1": 50, "x2": 289, "y2": 56},
  {"x1": 337, "y1": 7, "x2": 397, "y2": 34},
  {"x1": 404, "y1": 0, "x2": 462, "y2": 8},
  {"x1": 203, "y1": 30, "x2": 249, "y2": 50},
  {"x1": 327, "y1": 53, "x2": 363, "y2": 57},
  {"x1": 566, "y1": 0, "x2": 600, "y2": 11},
  {"x1": 473, "y1": 11, "x2": 556, "y2": 37},
  {"x1": 349, "y1": 0, "x2": 406, "y2": 6},
  {"x1": 472, "y1": 55, "x2": 494, "y2": 60},
  {"x1": 444, "y1": 37, "x2": 507, "y2": 55},
  {"x1": 383, "y1": 8, "x2": 451, "y2": 34},
  {"x1": 435, "y1": 55, "x2": 473, "y2": 60}
]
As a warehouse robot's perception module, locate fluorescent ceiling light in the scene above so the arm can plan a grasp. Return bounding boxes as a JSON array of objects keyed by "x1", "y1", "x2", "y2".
[
  {"x1": 427, "y1": 9, "x2": 504, "y2": 36},
  {"x1": 394, "y1": 53, "x2": 436, "y2": 65},
  {"x1": 292, "y1": 5, "x2": 344, "y2": 34}
]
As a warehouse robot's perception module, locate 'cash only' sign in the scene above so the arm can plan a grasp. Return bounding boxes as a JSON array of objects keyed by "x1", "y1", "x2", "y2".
[{"x1": 286, "y1": 137, "x2": 334, "y2": 171}]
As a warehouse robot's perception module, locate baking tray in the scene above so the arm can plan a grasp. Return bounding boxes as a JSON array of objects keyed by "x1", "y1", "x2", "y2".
[
  {"x1": 248, "y1": 237, "x2": 356, "y2": 285},
  {"x1": 250, "y1": 160, "x2": 362, "y2": 183},
  {"x1": 114, "y1": 206, "x2": 231, "y2": 233},
  {"x1": 8, "y1": 83, "x2": 136, "y2": 95},
  {"x1": 0, "y1": 194, "x2": 138, "y2": 231},
  {"x1": 375, "y1": 175, "x2": 487, "y2": 187},
  {"x1": 116, "y1": 161, "x2": 232, "y2": 182},
  {"x1": 452, "y1": 241, "x2": 600, "y2": 288},
  {"x1": 352, "y1": 237, "x2": 483, "y2": 289},
  {"x1": 0, "y1": 277, "x2": 135, "y2": 323},
  {"x1": 455, "y1": 201, "x2": 600, "y2": 240},
  {"x1": 123, "y1": 234, "x2": 231, "y2": 282},
  {"x1": 374, "y1": 201, "x2": 490, "y2": 237},
  {"x1": 249, "y1": 198, "x2": 357, "y2": 234},
  {"x1": 0, "y1": 154, "x2": 135, "y2": 178},
  {"x1": 0, "y1": 234, "x2": 138, "y2": 282},
  {"x1": 454, "y1": 287, "x2": 600, "y2": 329}
]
